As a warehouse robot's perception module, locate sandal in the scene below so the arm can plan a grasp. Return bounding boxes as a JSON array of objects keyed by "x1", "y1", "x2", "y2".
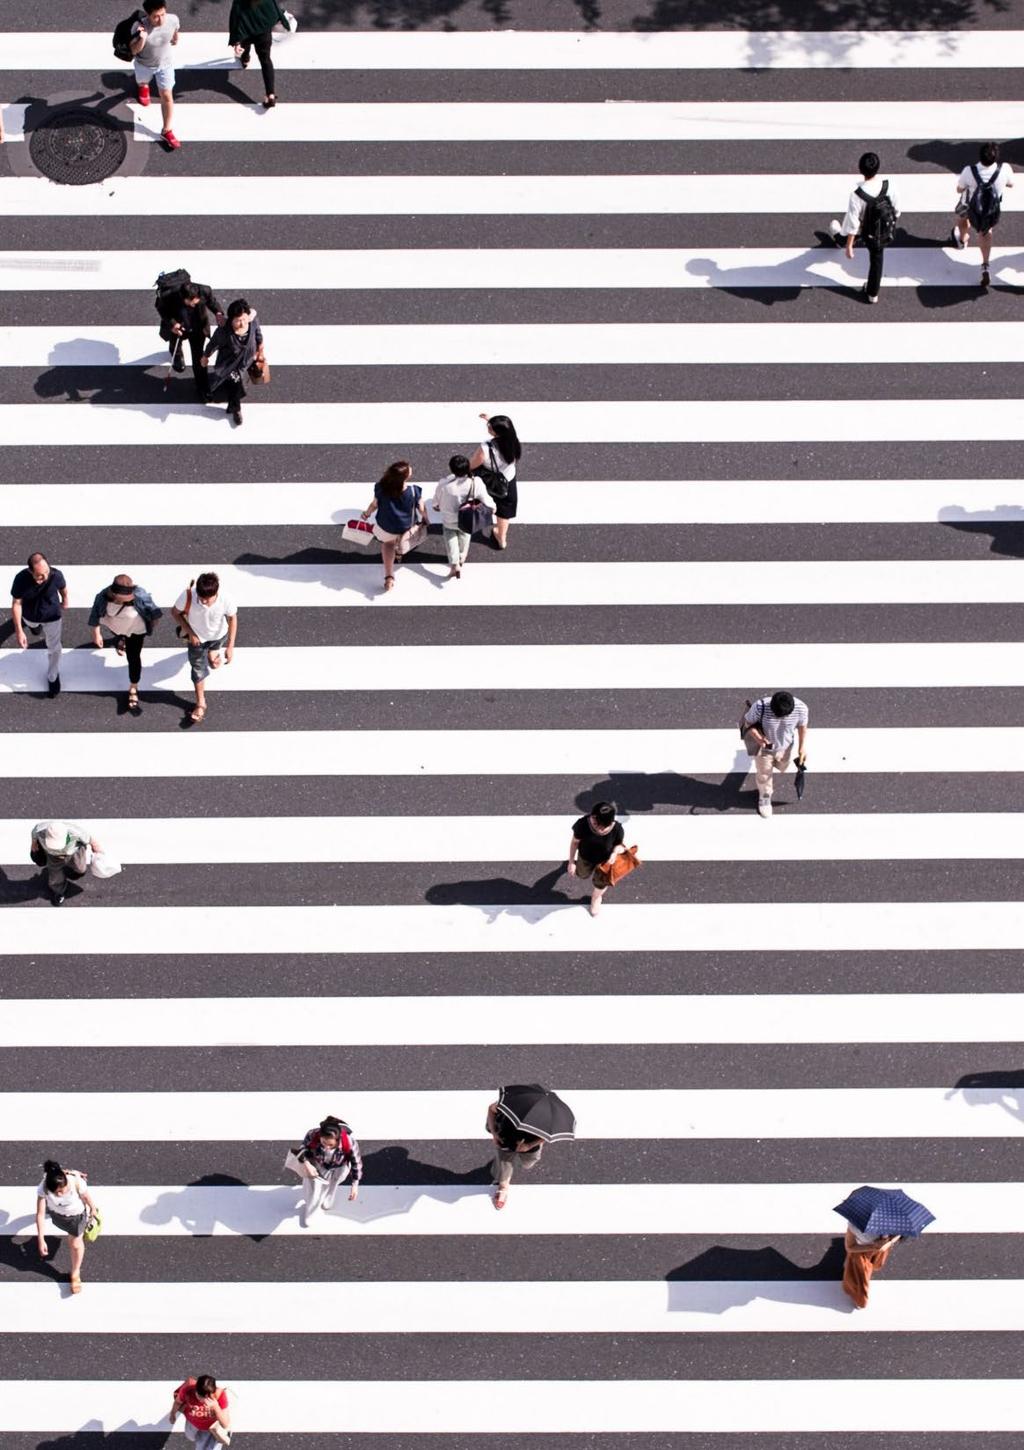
[
  {"x1": 69, "y1": 1273, "x2": 83, "y2": 1293},
  {"x1": 383, "y1": 575, "x2": 395, "y2": 592},
  {"x1": 190, "y1": 704, "x2": 207, "y2": 723},
  {"x1": 127, "y1": 686, "x2": 140, "y2": 714},
  {"x1": 116, "y1": 637, "x2": 127, "y2": 656}
]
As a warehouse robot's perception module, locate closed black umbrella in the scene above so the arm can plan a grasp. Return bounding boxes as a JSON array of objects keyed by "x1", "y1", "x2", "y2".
[
  {"x1": 795, "y1": 757, "x2": 807, "y2": 799},
  {"x1": 496, "y1": 1084, "x2": 576, "y2": 1143}
]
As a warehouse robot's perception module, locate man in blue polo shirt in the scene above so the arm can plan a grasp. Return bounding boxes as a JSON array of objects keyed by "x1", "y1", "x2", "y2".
[{"x1": 11, "y1": 552, "x2": 68, "y2": 697}]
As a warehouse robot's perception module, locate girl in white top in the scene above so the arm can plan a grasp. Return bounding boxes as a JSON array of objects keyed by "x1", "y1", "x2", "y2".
[
  {"x1": 469, "y1": 412, "x2": 521, "y2": 552},
  {"x1": 35, "y1": 1159, "x2": 98, "y2": 1294},
  {"x1": 431, "y1": 454, "x2": 490, "y2": 579}
]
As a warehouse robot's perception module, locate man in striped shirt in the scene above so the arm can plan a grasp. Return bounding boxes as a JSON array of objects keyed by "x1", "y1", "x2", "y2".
[{"x1": 742, "y1": 691, "x2": 809, "y2": 819}]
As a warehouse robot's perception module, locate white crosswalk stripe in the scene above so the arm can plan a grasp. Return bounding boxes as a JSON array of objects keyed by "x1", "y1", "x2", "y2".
[{"x1": 2, "y1": 16, "x2": 1022, "y2": 1445}]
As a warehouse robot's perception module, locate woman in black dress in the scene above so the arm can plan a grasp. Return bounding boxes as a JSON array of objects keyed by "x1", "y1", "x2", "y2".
[{"x1": 469, "y1": 412, "x2": 521, "y2": 551}]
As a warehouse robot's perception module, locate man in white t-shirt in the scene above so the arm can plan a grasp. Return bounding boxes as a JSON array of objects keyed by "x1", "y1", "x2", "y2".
[
  {"x1": 130, "y1": 0, "x2": 181, "y2": 151},
  {"x1": 170, "y1": 571, "x2": 238, "y2": 724},
  {"x1": 828, "y1": 151, "x2": 900, "y2": 304},
  {"x1": 951, "y1": 140, "x2": 1014, "y2": 290}
]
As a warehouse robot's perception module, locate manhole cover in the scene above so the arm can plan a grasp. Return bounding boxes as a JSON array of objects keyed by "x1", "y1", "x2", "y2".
[{"x1": 29, "y1": 110, "x2": 127, "y2": 186}]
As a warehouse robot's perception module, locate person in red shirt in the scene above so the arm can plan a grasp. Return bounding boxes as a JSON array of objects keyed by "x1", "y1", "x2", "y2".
[{"x1": 169, "y1": 1376, "x2": 231, "y2": 1448}]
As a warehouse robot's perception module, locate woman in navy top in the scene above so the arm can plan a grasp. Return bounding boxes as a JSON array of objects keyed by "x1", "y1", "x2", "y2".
[{"x1": 361, "y1": 460, "x2": 428, "y2": 593}]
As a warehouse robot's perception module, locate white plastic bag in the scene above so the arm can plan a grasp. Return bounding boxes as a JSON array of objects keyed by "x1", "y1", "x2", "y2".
[
  {"x1": 89, "y1": 852, "x2": 122, "y2": 879},
  {"x1": 279, "y1": 9, "x2": 299, "y2": 32}
]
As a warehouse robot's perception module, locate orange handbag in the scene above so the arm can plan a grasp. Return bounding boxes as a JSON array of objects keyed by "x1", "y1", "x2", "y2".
[{"x1": 594, "y1": 845, "x2": 641, "y2": 890}]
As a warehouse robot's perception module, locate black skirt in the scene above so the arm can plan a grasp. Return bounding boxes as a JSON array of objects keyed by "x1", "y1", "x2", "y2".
[{"x1": 494, "y1": 475, "x2": 518, "y2": 520}]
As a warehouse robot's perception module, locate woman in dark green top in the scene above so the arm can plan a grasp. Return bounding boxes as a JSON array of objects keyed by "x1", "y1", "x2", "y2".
[{"x1": 228, "y1": 0, "x2": 282, "y2": 108}]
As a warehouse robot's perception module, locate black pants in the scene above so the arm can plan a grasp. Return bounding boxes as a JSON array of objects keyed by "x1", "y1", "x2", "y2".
[
  {"x1": 114, "y1": 632, "x2": 145, "y2": 685},
  {"x1": 169, "y1": 329, "x2": 209, "y2": 395},
  {"x1": 865, "y1": 241, "x2": 885, "y2": 299},
  {"x1": 241, "y1": 30, "x2": 275, "y2": 95},
  {"x1": 210, "y1": 374, "x2": 244, "y2": 409}
]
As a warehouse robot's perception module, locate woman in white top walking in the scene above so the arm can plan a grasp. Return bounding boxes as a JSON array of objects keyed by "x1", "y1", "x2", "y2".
[
  {"x1": 35, "y1": 1159, "x2": 98, "y2": 1293},
  {"x1": 469, "y1": 413, "x2": 521, "y2": 551}
]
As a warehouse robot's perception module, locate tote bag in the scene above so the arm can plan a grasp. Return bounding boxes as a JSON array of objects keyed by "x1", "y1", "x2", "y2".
[{"x1": 342, "y1": 518, "x2": 376, "y2": 549}]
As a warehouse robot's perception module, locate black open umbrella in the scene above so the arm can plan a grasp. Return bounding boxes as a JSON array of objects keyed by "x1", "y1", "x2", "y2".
[{"x1": 496, "y1": 1084, "x2": 576, "y2": 1143}]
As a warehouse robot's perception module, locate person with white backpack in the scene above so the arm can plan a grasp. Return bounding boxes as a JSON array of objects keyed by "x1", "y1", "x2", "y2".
[{"x1": 169, "y1": 1376, "x2": 232, "y2": 1447}]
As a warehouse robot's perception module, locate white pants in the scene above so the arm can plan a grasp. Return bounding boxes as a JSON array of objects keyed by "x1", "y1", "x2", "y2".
[{"x1": 303, "y1": 1164, "x2": 350, "y2": 1214}]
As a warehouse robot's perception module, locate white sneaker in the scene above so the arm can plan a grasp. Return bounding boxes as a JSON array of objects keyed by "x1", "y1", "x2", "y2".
[{"x1": 757, "y1": 796, "x2": 773, "y2": 818}]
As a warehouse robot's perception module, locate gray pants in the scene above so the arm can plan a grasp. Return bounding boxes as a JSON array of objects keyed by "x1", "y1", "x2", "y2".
[
  {"x1": 492, "y1": 1143, "x2": 543, "y2": 1189},
  {"x1": 442, "y1": 524, "x2": 471, "y2": 567},
  {"x1": 43, "y1": 849, "x2": 88, "y2": 895},
  {"x1": 25, "y1": 617, "x2": 62, "y2": 682}
]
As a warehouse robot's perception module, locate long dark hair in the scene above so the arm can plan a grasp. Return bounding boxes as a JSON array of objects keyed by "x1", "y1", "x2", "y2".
[
  {"x1": 42, "y1": 1159, "x2": 67, "y2": 1193},
  {"x1": 193, "y1": 1375, "x2": 218, "y2": 1399},
  {"x1": 487, "y1": 414, "x2": 521, "y2": 463},
  {"x1": 377, "y1": 461, "x2": 411, "y2": 499}
]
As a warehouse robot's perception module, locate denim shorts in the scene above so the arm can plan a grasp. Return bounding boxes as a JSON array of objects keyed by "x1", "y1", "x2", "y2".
[
  {"x1": 187, "y1": 635, "x2": 227, "y2": 683},
  {"x1": 134, "y1": 58, "x2": 176, "y2": 91}
]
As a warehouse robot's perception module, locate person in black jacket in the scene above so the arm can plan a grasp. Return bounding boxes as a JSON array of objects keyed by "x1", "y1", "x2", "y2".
[
  {"x1": 228, "y1": 0, "x2": 282, "y2": 109},
  {"x1": 156, "y1": 279, "x2": 224, "y2": 398},
  {"x1": 201, "y1": 298, "x2": 265, "y2": 426}
]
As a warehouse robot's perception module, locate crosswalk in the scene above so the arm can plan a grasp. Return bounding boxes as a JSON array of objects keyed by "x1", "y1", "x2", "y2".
[{"x1": 2, "y1": 7, "x2": 1023, "y2": 1446}]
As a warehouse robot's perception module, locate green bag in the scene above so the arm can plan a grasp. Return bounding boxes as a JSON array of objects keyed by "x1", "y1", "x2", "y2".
[{"x1": 84, "y1": 1210, "x2": 102, "y2": 1243}]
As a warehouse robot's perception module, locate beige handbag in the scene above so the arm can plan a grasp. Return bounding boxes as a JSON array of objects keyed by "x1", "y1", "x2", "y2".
[{"x1": 284, "y1": 1148, "x2": 318, "y2": 1179}]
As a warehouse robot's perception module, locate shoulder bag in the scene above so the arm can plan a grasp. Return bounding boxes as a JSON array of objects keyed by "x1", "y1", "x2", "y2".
[
  {"x1": 476, "y1": 443, "x2": 509, "y2": 501},
  {"x1": 399, "y1": 486, "x2": 427, "y2": 555},
  {"x1": 175, "y1": 580, "x2": 195, "y2": 640},
  {"x1": 458, "y1": 477, "x2": 492, "y2": 536}
]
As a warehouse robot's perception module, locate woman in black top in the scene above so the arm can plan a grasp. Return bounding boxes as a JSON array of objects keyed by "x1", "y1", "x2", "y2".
[
  {"x1": 469, "y1": 413, "x2": 521, "y2": 551},
  {"x1": 201, "y1": 298, "x2": 266, "y2": 427},
  {"x1": 228, "y1": 0, "x2": 281, "y2": 108},
  {"x1": 567, "y1": 800, "x2": 625, "y2": 917}
]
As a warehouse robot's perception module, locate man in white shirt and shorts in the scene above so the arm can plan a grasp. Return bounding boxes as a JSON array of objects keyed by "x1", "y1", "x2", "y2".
[
  {"x1": 951, "y1": 140, "x2": 1014, "y2": 290},
  {"x1": 170, "y1": 571, "x2": 238, "y2": 724},
  {"x1": 130, "y1": 0, "x2": 181, "y2": 151}
]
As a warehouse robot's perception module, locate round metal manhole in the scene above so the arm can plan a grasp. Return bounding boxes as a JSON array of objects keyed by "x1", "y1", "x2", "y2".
[{"x1": 29, "y1": 110, "x2": 127, "y2": 186}]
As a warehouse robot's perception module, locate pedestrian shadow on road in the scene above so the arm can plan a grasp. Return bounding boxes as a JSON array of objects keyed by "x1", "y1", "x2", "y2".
[
  {"x1": 667, "y1": 1240, "x2": 846, "y2": 1283},
  {"x1": 946, "y1": 1068, "x2": 1024, "y2": 1124},
  {"x1": 37, "y1": 1427, "x2": 170, "y2": 1448},
  {"x1": 233, "y1": 536, "x2": 450, "y2": 595},
  {"x1": 0, "y1": 1225, "x2": 68, "y2": 1283},
  {"x1": 685, "y1": 254, "x2": 816, "y2": 306},
  {"x1": 575, "y1": 761, "x2": 756, "y2": 815},
  {"x1": 938, "y1": 504, "x2": 1024, "y2": 558},
  {"x1": 141, "y1": 1173, "x2": 286, "y2": 1243},
  {"x1": 665, "y1": 1241, "x2": 852, "y2": 1315},
  {"x1": 0, "y1": 864, "x2": 50, "y2": 905},
  {"x1": 425, "y1": 866, "x2": 572, "y2": 916},
  {"x1": 34, "y1": 342, "x2": 208, "y2": 407}
]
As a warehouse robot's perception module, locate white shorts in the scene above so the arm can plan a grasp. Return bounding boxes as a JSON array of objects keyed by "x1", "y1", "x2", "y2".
[{"x1": 134, "y1": 58, "x2": 175, "y2": 92}]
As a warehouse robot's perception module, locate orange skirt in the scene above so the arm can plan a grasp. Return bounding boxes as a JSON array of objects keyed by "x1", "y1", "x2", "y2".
[{"x1": 842, "y1": 1237, "x2": 894, "y2": 1308}]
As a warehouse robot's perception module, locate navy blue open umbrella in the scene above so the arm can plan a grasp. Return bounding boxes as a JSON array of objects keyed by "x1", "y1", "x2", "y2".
[{"x1": 834, "y1": 1185, "x2": 935, "y2": 1238}]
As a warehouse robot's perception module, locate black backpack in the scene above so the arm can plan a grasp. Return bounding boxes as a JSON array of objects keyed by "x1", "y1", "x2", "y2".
[
  {"x1": 112, "y1": 11, "x2": 142, "y2": 61},
  {"x1": 968, "y1": 163, "x2": 1002, "y2": 233},
  {"x1": 154, "y1": 267, "x2": 192, "y2": 316},
  {"x1": 856, "y1": 180, "x2": 897, "y2": 247}
]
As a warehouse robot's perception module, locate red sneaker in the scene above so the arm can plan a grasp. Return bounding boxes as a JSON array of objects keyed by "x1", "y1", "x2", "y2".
[
  {"x1": 137, "y1": 83, "x2": 150, "y2": 106},
  {"x1": 161, "y1": 129, "x2": 181, "y2": 151}
]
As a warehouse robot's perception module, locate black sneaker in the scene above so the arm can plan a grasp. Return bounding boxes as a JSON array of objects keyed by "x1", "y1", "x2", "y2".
[
  {"x1": 50, "y1": 889, "x2": 65, "y2": 907},
  {"x1": 48, "y1": 675, "x2": 61, "y2": 698},
  {"x1": 230, "y1": 405, "x2": 243, "y2": 426}
]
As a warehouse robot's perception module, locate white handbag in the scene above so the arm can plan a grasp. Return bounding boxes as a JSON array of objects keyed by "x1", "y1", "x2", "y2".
[
  {"x1": 279, "y1": 8, "x2": 299, "y2": 31},
  {"x1": 342, "y1": 518, "x2": 376, "y2": 549},
  {"x1": 89, "y1": 852, "x2": 122, "y2": 879},
  {"x1": 284, "y1": 1149, "x2": 318, "y2": 1179}
]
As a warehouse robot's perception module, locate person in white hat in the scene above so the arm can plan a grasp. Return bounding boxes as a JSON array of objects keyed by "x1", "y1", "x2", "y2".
[{"x1": 30, "y1": 821, "x2": 102, "y2": 906}]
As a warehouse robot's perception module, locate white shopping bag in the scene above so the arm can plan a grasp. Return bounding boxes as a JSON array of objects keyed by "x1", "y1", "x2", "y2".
[
  {"x1": 89, "y1": 852, "x2": 122, "y2": 879},
  {"x1": 342, "y1": 518, "x2": 376, "y2": 549}
]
